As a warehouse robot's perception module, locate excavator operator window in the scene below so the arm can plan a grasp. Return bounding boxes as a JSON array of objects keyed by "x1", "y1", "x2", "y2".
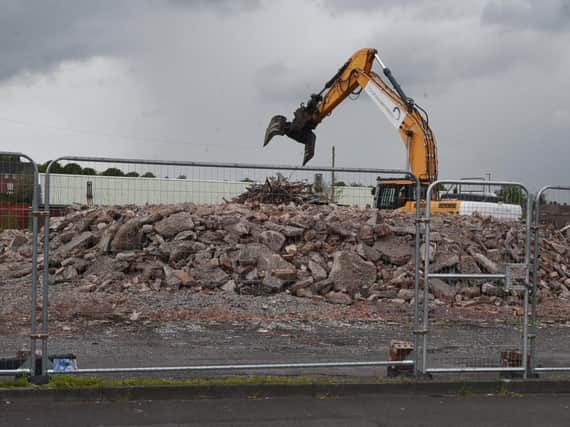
[
  {"x1": 377, "y1": 186, "x2": 396, "y2": 209},
  {"x1": 374, "y1": 184, "x2": 409, "y2": 209}
]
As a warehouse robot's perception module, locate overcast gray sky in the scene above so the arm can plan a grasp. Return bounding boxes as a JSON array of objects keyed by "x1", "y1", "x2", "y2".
[{"x1": 0, "y1": 0, "x2": 568, "y2": 190}]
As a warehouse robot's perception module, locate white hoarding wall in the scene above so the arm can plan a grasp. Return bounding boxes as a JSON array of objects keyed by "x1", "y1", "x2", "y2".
[{"x1": 40, "y1": 174, "x2": 374, "y2": 208}]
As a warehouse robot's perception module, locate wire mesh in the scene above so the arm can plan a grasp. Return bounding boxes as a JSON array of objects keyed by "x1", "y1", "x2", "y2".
[
  {"x1": 423, "y1": 181, "x2": 530, "y2": 372},
  {"x1": 42, "y1": 163, "x2": 379, "y2": 208},
  {"x1": 41, "y1": 157, "x2": 421, "y2": 375},
  {"x1": 532, "y1": 187, "x2": 570, "y2": 372}
]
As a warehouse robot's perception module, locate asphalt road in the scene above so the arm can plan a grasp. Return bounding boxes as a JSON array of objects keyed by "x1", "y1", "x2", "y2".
[{"x1": 2, "y1": 393, "x2": 570, "y2": 426}]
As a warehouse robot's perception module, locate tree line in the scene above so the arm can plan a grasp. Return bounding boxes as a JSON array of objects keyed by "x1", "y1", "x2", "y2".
[{"x1": 38, "y1": 161, "x2": 156, "y2": 178}]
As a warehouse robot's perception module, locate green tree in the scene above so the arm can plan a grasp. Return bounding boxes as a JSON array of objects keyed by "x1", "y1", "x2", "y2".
[
  {"x1": 125, "y1": 171, "x2": 140, "y2": 177},
  {"x1": 100, "y1": 167, "x2": 125, "y2": 177},
  {"x1": 141, "y1": 172, "x2": 156, "y2": 178},
  {"x1": 177, "y1": 174, "x2": 187, "y2": 179},
  {"x1": 497, "y1": 185, "x2": 526, "y2": 207},
  {"x1": 38, "y1": 161, "x2": 63, "y2": 173},
  {"x1": 62, "y1": 163, "x2": 83, "y2": 175},
  {"x1": 334, "y1": 181, "x2": 346, "y2": 187},
  {"x1": 81, "y1": 167, "x2": 97, "y2": 176},
  {"x1": 241, "y1": 177, "x2": 254, "y2": 183}
]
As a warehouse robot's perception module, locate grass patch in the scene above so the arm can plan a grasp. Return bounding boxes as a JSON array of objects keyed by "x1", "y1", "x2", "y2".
[
  {"x1": 0, "y1": 374, "x2": 418, "y2": 389},
  {"x1": 0, "y1": 373, "x2": 417, "y2": 389},
  {"x1": 0, "y1": 376, "x2": 30, "y2": 388},
  {"x1": 47, "y1": 374, "x2": 415, "y2": 388},
  {"x1": 49, "y1": 375, "x2": 106, "y2": 389}
]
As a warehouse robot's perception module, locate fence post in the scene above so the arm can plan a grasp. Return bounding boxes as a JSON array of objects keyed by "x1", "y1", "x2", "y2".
[
  {"x1": 39, "y1": 162, "x2": 56, "y2": 378},
  {"x1": 522, "y1": 189, "x2": 532, "y2": 380},
  {"x1": 421, "y1": 182, "x2": 433, "y2": 375},
  {"x1": 412, "y1": 174, "x2": 422, "y2": 375}
]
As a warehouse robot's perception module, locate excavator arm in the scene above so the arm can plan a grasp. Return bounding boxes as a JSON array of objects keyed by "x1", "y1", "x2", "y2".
[{"x1": 263, "y1": 48, "x2": 437, "y2": 184}]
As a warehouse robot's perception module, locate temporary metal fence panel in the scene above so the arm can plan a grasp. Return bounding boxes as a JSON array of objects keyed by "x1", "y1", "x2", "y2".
[
  {"x1": 531, "y1": 186, "x2": 570, "y2": 374},
  {"x1": 421, "y1": 180, "x2": 531, "y2": 376},
  {"x1": 43, "y1": 156, "x2": 421, "y2": 376},
  {"x1": 0, "y1": 152, "x2": 41, "y2": 377},
  {"x1": 38, "y1": 174, "x2": 375, "y2": 208}
]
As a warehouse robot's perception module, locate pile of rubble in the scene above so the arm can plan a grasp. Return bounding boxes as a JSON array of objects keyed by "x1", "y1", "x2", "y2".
[
  {"x1": 232, "y1": 176, "x2": 328, "y2": 205},
  {"x1": 1, "y1": 202, "x2": 569, "y2": 308}
]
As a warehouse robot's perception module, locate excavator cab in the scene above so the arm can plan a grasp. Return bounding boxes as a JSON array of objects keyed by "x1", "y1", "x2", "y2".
[
  {"x1": 372, "y1": 177, "x2": 427, "y2": 211},
  {"x1": 373, "y1": 178, "x2": 412, "y2": 209}
]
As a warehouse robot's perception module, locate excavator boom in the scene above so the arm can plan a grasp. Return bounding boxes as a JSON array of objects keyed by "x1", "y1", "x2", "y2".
[
  {"x1": 263, "y1": 48, "x2": 437, "y2": 184},
  {"x1": 264, "y1": 48, "x2": 377, "y2": 165}
]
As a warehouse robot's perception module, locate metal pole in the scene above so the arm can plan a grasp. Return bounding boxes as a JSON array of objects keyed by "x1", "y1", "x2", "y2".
[
  {"x1": 522, "y1": 189, "x2": 532, "y2": 379},
  {"x1": 41, "y1": 163, "x2": 54, "y2": 376},
  {"x1": 429, "y1": 273, "x2": 506, "y2": 280},
  {"x1": 534, "y1": 367, "x2": 570, "y2": 373},
  {"x1": 30, "y1": 171, "x2": 39, "y2": 375},
  {"x1": 45, "y1": 155, "x2": 411, "y2": 176},
  {"x1": 426, "y1": 367, "x2": 525, "y2": 374},
  {"x1": 0, "y1": 369, "x2": 31, "y2": 376},
  {"x1": 422, "y1": 182, "x2": 434, "y2": 373},
  {"x1": 47, "y1": 359, "x2": 414, "y2": 375},
  {"x1": 523, "y1": 286, "x2": 529, "y2": 379},
  {"x1": 531, "y1": 191, "x2": 541, "y2": 375},
  {"x1": 413, "y1": 175, "x2": 421, "y2": 374}
]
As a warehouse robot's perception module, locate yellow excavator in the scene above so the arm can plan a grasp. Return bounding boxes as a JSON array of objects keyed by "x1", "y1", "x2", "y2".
[
  {"x1": 264, "y1": 48, "x2": 523, "y2": 219},
  {"x1": 263, "y1": 47, "x2": 448, "y2": 212}
]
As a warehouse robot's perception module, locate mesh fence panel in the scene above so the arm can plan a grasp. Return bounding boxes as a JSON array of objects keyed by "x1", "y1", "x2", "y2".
[
  {"x1": 423, "y1": 181, "x2": 530, "y2": 372},
  {"x1": 533, "y1": 187, "x2": 570, "y2": 372},
  {"x1": 42, "y1": 158, "x2": 420, "y2": 375}
]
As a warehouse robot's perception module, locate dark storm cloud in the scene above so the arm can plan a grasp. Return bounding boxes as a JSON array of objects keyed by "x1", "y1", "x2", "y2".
[
  {"x1": 482, "y1": 0, "x2": 570, "y2": 32},
  {"x1": 0, "y1": 0, "x2": 261, "y2": 82},
  {"x1": 0, "y1": 0, "x2": 136, "y2": 80}
]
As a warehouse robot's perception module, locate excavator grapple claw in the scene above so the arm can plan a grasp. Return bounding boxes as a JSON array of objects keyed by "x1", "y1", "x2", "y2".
[
  {"x1": 264, "y1": 115, "x2": 288, "y2": 147},
  {"x1": 264, "y1": 114, "x2": 317, "y2": 166},
  {"x1": 301, "y1": 131, "x2": 316, "y2": 166}
]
